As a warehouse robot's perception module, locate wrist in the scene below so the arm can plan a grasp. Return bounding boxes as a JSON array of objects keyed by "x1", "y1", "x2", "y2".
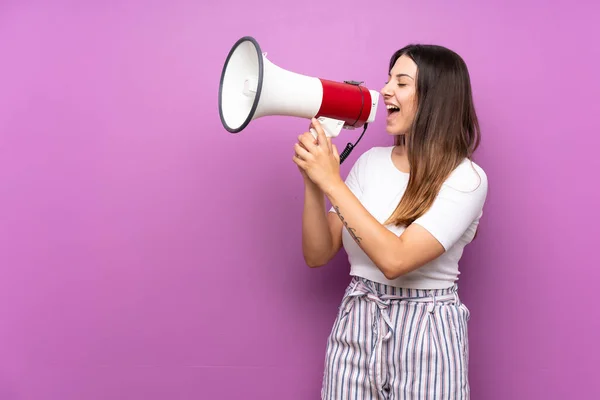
[
  {"x1": 322, "y1": 177, "x2": 345, "y2": 198},
  {"x1": 305, "y1": 178, "x2": 322, "y2": 193}
]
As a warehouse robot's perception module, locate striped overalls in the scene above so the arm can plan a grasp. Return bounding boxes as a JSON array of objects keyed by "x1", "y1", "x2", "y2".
[{"x1": 321, "y1": 276, "x2": 470, "y2": 399}]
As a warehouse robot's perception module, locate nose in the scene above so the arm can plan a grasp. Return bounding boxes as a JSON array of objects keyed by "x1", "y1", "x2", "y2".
[{"x1": 380, "y1": 82, "x2": 392, "y2": 97}]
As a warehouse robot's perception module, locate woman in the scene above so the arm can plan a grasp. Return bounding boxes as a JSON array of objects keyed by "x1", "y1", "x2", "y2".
[{"x1": 292, "y1": 44, "x2": 488, "y2": 399}]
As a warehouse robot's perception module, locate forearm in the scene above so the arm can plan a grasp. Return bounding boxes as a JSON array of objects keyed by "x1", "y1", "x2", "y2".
[
  {"x1": 302, "y1": 182, "x2": 334, "y2": 266},
  {"x1": 324, "y1": 179, "x2": 404, "y2": 279}
]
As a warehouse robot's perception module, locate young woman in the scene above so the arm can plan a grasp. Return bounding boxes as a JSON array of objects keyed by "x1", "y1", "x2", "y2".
[{"x1": 292, "y1": 44, "x2": 488, "y2": 399}]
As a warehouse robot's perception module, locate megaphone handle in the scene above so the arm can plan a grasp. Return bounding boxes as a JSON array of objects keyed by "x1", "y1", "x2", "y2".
[
  {"x1": 310, "y1": 117, "x2": 344, "y2": 139},
  {"x1": 308, "y1": 118, "x2": 369, "y2": 165}
]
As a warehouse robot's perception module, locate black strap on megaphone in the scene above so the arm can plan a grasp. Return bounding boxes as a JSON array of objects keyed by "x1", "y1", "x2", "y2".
[{"x1": 339, "y1": 123, "x2": 368, "y2": 164}]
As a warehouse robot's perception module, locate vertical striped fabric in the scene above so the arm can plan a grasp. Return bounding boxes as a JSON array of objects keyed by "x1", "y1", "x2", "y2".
[{"x1": 321, "y1": 277, "x2": 470, "y2": 400}]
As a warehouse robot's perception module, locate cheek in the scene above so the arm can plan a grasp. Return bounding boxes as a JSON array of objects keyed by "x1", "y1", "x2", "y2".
[{"x1": 398, "y1": 93, "x2": 416, "y2": 117}]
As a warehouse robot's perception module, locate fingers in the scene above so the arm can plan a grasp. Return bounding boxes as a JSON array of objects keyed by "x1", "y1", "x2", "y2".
[
  {"x1": 292, "y1": 153, "x2": 308, "y2": 171},
  {"x1": 310, "y1": 118, "x2": 331, "y2": 152},
  {"x1": 294, "y1": 142, "x2": 311, "y2": 161},
  {"x1": 298, "y1": 132, "x2": 318, "y2": 152},
  {"x1": 332, "y1": 144, "x2": 340, "y2": 163}
]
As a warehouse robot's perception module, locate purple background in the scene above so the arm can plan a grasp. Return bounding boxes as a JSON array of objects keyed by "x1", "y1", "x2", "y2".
[{"x1": 1, "y1": 1, "x2": 598, "y2": 399}]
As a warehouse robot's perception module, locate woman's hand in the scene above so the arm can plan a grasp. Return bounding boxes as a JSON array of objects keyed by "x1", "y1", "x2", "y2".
[
  {"x1": 295, "y1": 139, "x2": 313, "y2": 183},
  {"x1": 292, "y1": 118, "x2": 342, "y2": 194}
]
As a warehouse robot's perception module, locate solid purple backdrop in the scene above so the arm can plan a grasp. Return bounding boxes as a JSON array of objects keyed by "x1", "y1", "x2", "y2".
[{"x1": 0, "y1": 1, "x2": 598, "y2": 399}]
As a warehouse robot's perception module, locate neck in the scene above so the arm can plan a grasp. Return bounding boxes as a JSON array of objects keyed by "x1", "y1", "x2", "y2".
[
  {"x1": 394, "y1": 135, "x2": 407, "y2": 154},
  {"x1": 392, "y1": 138, "x2": 410, "y2": 173}
]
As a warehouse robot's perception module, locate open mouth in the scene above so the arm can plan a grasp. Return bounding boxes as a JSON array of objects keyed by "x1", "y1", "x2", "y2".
[{"x1": 386, "y1": 104, "x2": 400, "y2": 118}]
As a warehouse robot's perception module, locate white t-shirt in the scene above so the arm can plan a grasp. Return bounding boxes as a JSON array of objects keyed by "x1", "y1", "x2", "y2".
[{"x1": 329, "y1": 146, "x2": 488, "y2": 289}]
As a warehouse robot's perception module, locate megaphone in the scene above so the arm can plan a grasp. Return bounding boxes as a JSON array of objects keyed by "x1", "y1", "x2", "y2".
[{"x1": 218, "y1": 36, "x2": 380, "y2": 160}]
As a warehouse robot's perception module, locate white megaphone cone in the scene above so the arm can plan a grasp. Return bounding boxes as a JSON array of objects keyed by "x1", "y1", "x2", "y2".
[{"x1": 218, "y1": 36, "x2": 380, "y2": 157}]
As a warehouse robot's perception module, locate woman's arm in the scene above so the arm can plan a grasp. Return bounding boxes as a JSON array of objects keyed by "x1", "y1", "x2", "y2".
[
  {"x1": 301, "y1": 181, "x2": 343, "y2": 267},
  {"x1": 324, "y1": 181, "x2": 445, "y2": 279}
]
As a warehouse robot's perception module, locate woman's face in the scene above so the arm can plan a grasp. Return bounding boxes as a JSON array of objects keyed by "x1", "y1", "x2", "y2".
[{"x1": 380, "y1": 55, "x2": 418, "y2": 136}]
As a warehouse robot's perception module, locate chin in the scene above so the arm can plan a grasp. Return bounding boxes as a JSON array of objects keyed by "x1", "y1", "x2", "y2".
[
  {"x1": 385, "y1": 115, "x2": 407, "y2": 135},
  {"x1": 385, "y1": 124, "x2": 405, "y2": 136}
]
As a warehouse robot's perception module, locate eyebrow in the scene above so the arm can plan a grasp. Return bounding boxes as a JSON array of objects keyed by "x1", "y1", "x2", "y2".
[{"x1": 395, "y1": 73, "x2": 414, "y2": 80}]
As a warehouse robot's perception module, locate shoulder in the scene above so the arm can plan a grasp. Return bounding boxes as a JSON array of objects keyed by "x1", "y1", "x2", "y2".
[
  {"x1": 348, "y1": 146, "x2": 392, "y2": 168},
  {"x1": 443, "y1": 158, "x2": 488, "y2": 194},
  {"x1": 365, "y1": 146, "x2": 394, "y2": 160},
  {"x1": 343, "y1": 146, "x2": 392, "y2": 183},
  {"x1": 413, "y1": 158, "x2": 488, "y2": 250}
]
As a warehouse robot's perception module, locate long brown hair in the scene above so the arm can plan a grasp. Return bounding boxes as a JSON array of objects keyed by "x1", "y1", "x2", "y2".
[{"x1": 385, "y1": 44, "x2": 481, "y2": 227}]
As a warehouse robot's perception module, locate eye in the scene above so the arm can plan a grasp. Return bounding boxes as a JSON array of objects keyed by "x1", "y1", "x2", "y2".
[{"x1": 398, "y1": 83, "x2": 407, "y2": 87}]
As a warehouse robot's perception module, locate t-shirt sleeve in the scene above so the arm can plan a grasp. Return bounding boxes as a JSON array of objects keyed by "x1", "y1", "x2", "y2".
[
  {"x1": 412, "y1": 166, "x2": 488, "y2": 250},
  {"x1": 328, "y1": 149, "x2": 370, "y2": 213}
]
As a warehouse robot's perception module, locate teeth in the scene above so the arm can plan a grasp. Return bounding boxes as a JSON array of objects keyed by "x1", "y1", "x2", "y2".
[{"x1": 386, "y1": 105, "x2": 400, "y2": 111}]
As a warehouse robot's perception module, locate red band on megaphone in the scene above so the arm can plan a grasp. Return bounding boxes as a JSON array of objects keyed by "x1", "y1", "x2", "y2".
[{"x1": 317, "y1": 79, "x2": 373, "y2": 128}]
